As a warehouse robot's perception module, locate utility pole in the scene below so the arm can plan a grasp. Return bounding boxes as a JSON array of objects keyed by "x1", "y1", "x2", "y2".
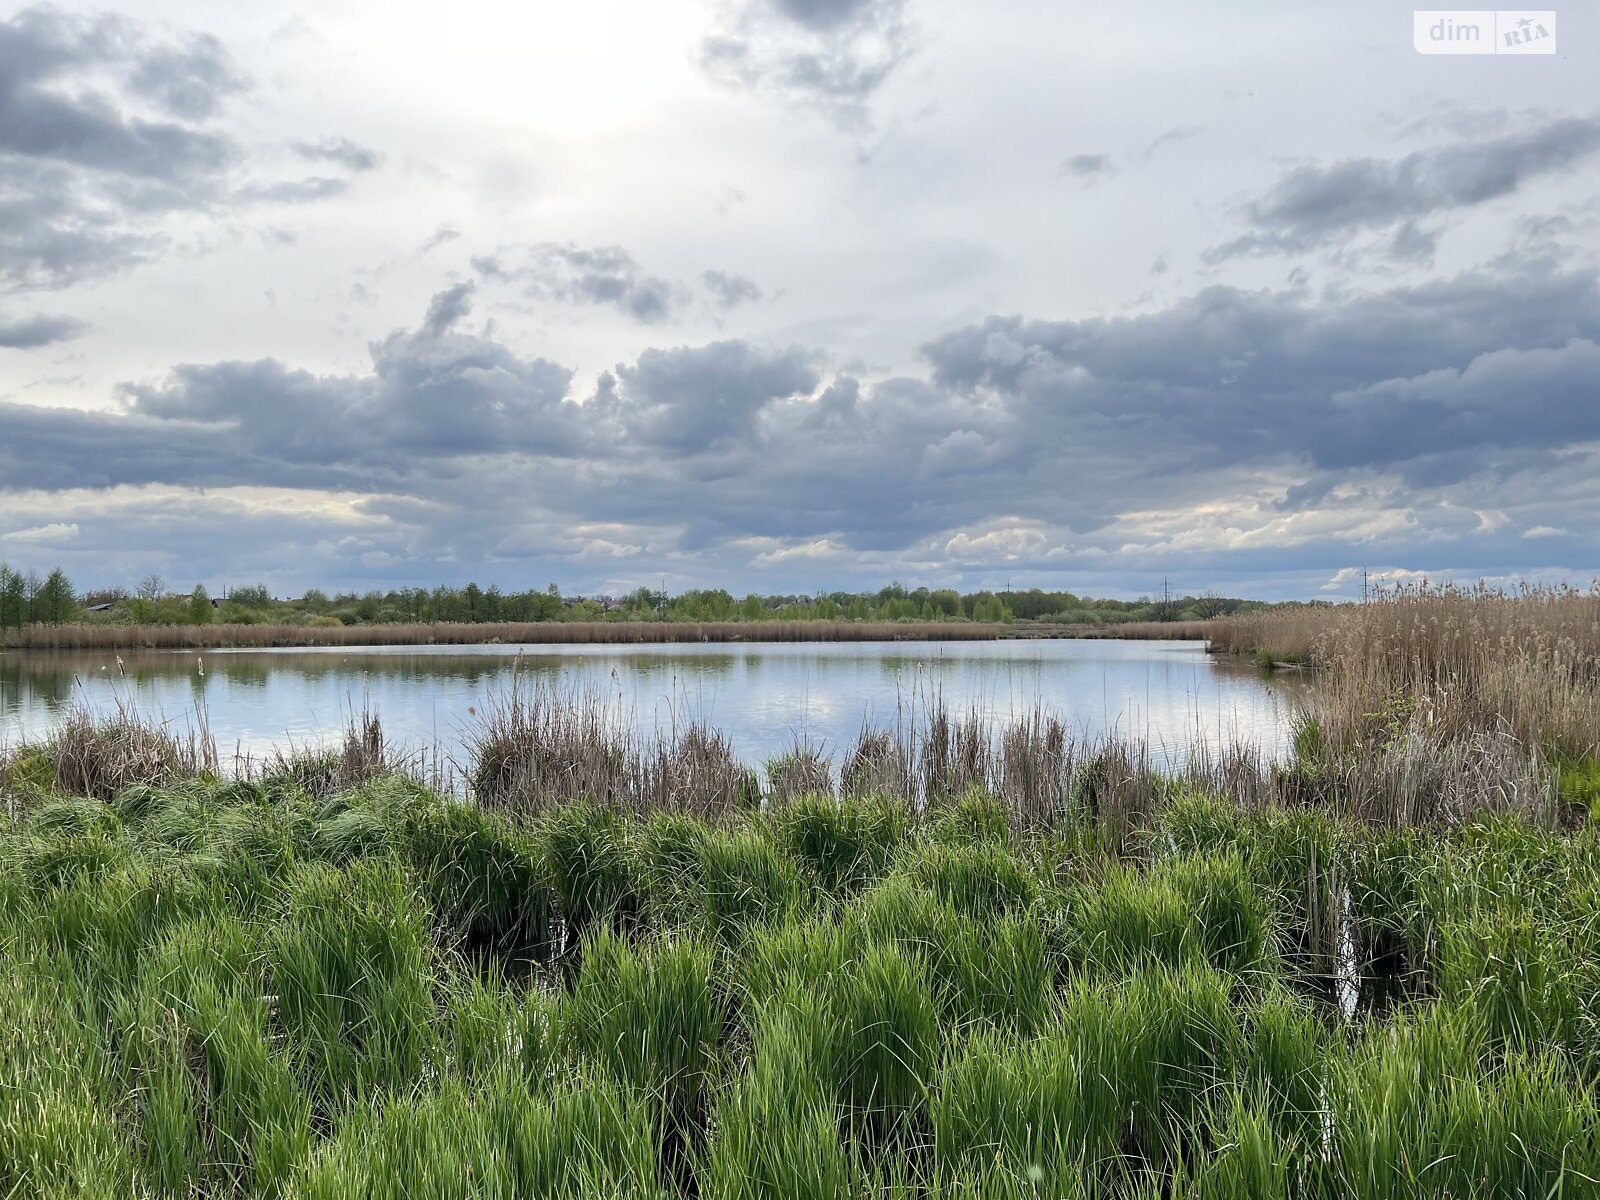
[
  {"x1": 1362, "y1": 568, "x2": 1369, "y2": 604},
  {"x1": 1162, "y1": 577, "x2": 1170, "y2": 622}
]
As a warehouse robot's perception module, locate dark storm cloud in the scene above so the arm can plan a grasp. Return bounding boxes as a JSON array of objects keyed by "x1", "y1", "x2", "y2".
[
  {"x1": 698, "y1": 0, "x2": 911, "y2": 128},
  {"x1": 0, "y1": 311, "x2": 86, "y2": 348},
  {"x1": 126, "y1": 288, "x2": 580, "y2": 462},
  {"x1": 702, "y1": 269, "x2": 764, "y2": 309},
  {"x1": 474, "y1": 243, "x2": 684, "y2": 324},
  {"x1": 1207, "y1": 115, "x2": 1600, "y2": 261},
  {"x1": 921, "y1": 264, "x2": 1600, "y2": 492},
  {"x1": 594, "y1": 340, "x2": 820, "y2": 451},
  {"x1": 0, "y1": 6, "x2": 343, "y2": 289},
  {"x1": 0, "y1": 400, "x2": 229, "y2": 491},
  {"x1": 1319, "y1": 340, "x2": 1600, "y2": 472},
  {"x1": 0, "y1": 7, "x2": 237, "y2": 179},
  {"x1": 8, "y1": 261, "x2": 1600, "y2": 587},
  {"x1": 292, "y1": 136, "x2": 382, "y2": 172},
  {"x1": 0, "y1": 164, "x2": 160, "y2": 288},
  {"x1": 0, "y1": 286, "x2": 578, "y2": 491}
]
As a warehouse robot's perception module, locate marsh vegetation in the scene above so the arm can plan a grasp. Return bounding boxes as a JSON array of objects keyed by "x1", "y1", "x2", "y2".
[{"x1": 2, "y1": 585, "x2": 1597, "y2": 1197}]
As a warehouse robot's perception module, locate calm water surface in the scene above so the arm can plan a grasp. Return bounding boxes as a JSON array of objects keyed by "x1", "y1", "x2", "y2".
[{"x1": 1, "y1": 640, "x2": 1302, "y2": 770}]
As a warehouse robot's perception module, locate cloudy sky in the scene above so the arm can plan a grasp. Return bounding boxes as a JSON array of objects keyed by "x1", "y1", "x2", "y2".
[{"x1": 0, "y1": 1, "x2": 1595, "y2": 600}]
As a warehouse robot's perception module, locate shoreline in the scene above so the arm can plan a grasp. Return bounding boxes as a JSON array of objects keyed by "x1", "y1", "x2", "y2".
[{"x1": 0, "y1": 618, "x2": 1220, "y2": 652}]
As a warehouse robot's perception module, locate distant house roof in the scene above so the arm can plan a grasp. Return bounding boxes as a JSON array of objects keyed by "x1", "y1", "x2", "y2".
[{"x1": 86, "y1": 602, "x2": 115, "y2": 613}]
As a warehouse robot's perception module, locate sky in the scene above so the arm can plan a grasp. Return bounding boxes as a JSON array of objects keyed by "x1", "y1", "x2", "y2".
[{"x1": 0, "y1": 0, "x2": 1596, "y2": 601}]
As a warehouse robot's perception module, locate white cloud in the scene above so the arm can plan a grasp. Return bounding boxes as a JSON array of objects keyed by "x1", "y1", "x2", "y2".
[
  {"x1": 752, "y1": 537, "x2": 848, "y2": 566},
  {"x1": 943, "y1": 520, "x2": 1056, "y2": 563},
  {"x1": 0, "y1": 522, "x2": 81, "y2": 544}
]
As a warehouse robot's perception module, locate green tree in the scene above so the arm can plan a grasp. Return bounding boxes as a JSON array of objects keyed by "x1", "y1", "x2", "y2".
[
  {"x1": 33, "y1": 568, "x2": 78, "y2": 624},
  {"x1": 0, "y1": 563, "x2": 25, "y2": 629},
  {"x1": 229, "y1": 584, "x2": 272, "y2": 609},
  {"x1": 189, "y1": 585, "x2": 214, "y2": 625}
]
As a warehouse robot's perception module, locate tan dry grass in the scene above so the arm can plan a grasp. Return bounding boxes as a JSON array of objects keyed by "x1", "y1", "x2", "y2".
[
  {"x1": 1209, "y1": 583, "x2": 1600, "y2": 757},
  {"x1": 468, "y1": 684, "x2": 757, "y2": 819},
  {"x1": 43, "y1": 704, "x2": 216, "y2": 801},
  {"x1": 1094, "y1": 620, "x2": 1220, "y2": 641}
]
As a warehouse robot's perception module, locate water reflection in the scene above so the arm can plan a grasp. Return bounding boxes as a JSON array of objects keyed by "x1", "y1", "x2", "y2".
[{"x1": 0, "y1": 640, "x2": 1305, "y2": 768}]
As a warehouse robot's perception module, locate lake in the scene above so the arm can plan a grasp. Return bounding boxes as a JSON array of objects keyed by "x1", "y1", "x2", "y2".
[{"x1": 1, "y1": 639, "x2": 1303, "y2": 773}]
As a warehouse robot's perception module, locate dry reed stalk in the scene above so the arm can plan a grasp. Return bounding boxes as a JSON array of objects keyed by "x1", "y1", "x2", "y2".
[
  {"x1": 1103, "y1": 620, "x2": 1221, "y2": 641},
  {"x1": 920, "y1": 705, "x2": 989, "y2": 802},
  {"x1": 765, "y1": 741, "x2": 836, "y2": 803},
  {"x1": 1298, "y1": 719, "x2": 1558, "y2": 829},
  {"x1": 1212, "y1": 583, "x2": 1600, "y2": 757},
  {"x1": 468, "y1": 679, "x2": 757, "y2": 818},
  {"x1": 840, "y1": 729, "x2": 914, "y2": 800},
  {"x1": 469, "y1": 685, "x2": 634, "y2": 812},
  {"x1": 477, "y1": 680, "x2": 1567, "y2": 836},
  {"x1": 996, "y1": 711, "x2": 1074, "y2": 830},
  {"x1": 631, "y1": 723, "x2": 757, "y2": 818},
  {"x1": 43, "y1": 702, "x2": 216, "y2": 801}
]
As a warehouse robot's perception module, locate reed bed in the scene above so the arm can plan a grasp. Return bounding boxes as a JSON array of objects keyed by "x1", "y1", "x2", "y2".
[
  {"x1": 462, "y1": 682, "x2": 1562, "y2": 835},
  {"x1": 3, "y1": 723, "x2": 1599, "y2": 1198},
  {"x1": 1208, "y1": 583, "x2": 1600, "y2": 758},
  {"x1": 1095, "y1": 620, "x2": 1219, "y2": 641},
  {"x1": 467, "y1": 686, "x2": 760, "y2": 820},
  {"x1": 4, "y1": 619, "x2": 1005, "y2": 651},
  {"x1": 5, "y1": 679, "x2": 1565, "y2": 836}
]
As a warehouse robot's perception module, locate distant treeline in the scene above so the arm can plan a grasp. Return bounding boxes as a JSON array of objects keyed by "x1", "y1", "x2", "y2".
[
  {"x1": 0, "y1": 564, "x2": 78, "y2": 628},
  {"x1": 3, "y1": 561, "x2": 1316, "y2": 635}
]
